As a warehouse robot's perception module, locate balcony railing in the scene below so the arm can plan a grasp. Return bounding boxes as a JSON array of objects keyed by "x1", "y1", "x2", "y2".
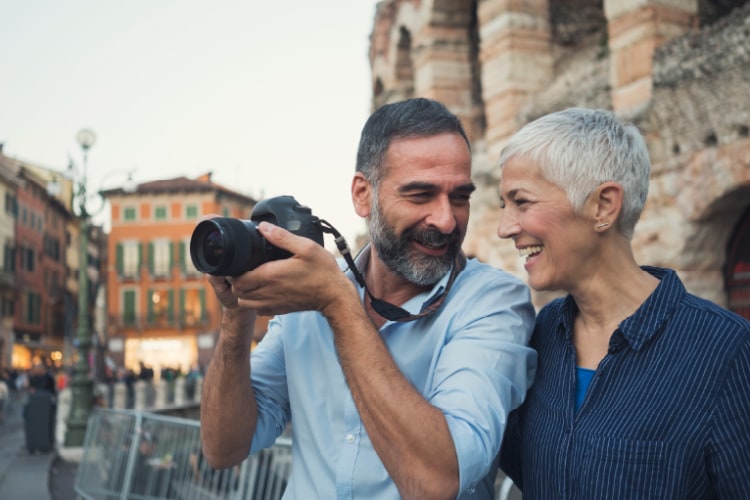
[{"x1": 108, "y1": 313, "x2": 214, "y2": 333}]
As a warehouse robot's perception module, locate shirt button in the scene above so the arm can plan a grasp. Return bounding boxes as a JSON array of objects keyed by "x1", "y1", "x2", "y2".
[{"x1": 346, "y1": 433, "x2": 355, "y2": 443}]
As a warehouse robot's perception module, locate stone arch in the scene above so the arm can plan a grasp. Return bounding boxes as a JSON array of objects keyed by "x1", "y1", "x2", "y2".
[
  {"x1": 370, "y1": 0, "x2": 485, "y2": 138},
  {"x1": 394, "y1": 26, "x2": 415, "y2": 92},
  {"x1": 369, "y1": 1, "x2": 420, "y2": 109},
  {"x1": 678, "y1": 184, "x2": 750, "y2": 306},
  {"x1": 725, "y1": 204, "x2": 750, "y2": 319}
]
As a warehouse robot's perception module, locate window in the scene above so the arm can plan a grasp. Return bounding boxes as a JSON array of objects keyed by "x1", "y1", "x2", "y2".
[
  {"x1": 117, "y1": 241, "x2": 141, "y2": 278},
  {"x1": 148, "y1": 289, "x2": 173, "y2": 325},
  {"x1": 24, "y1": 292, "x2": 41, "y2": 324},
  {"x1": 2, "y1": 242, "x2": 14, "y2": 272},
  {"x1": 123, "y1": 206, "x2": 137, "y2": 222},
  {"x1": 1, "y1": 297, "x2": 13, "y2": 318},
  {"x1": 122, "y1": 289, "x2": 137, "y2": 326},
  {"x1": 5, "y1": 192, "x2": 17, "y2": 216},
  {"x1": 43, "y1": 235, "x2": 61, "y2": 261},
  {"x1": 185, "y1": 204, "x2": 199, "y2": 219},
  {"x1": 19, "y1": 246, "x2": 35, "y2": 272},
  {"x1": 180, "y1": 288, "x2": 206, "y2": 326},
  {"x1": 150, "y1": 239, "x2": 172, "y2": 277},
  {"x1": 154, "y1": 205, "x2": 168, "y2": 220}
]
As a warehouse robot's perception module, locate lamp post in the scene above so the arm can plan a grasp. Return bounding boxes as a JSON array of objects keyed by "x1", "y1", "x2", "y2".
[{"x1": 65, "y1": 128, "x2": 97, "y2": 447}]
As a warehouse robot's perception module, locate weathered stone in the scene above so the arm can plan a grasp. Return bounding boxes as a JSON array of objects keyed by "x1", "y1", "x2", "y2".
[{"x1": 369, "y1": 0, "x2": 750, "y2": 311}]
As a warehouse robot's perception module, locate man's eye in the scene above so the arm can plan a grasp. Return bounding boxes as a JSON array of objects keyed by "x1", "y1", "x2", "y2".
[{"x1": 450, "y1": 193, "x2": 471, "y2": 205}]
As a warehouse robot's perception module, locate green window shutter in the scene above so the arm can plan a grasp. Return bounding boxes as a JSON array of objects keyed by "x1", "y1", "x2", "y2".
[
  {"x1": 179, "y1": 289, "x2": 186, "y2": 323},
  {"x1": 137, "y1": 243, "x2": 143, "y2": 274},
  {"x1": 169, "y1": 242, "x2": 175, "y2": 271},
  {"x1": 147, "y1": 289, "x2": 154, "y2": 324},
  {"x1": 168, "y1": 289, "x2": 174, "y2": 322},
  {"x1": 124, "y1": 290, "x2": 136, "y2": 325},
  {"x1": 116, "y1": 243, "x2": 124, "y2": 276},
  {"x1": 148, "y1": 243, "x2": 154, "y2": 274},
  {"x1": 179, "y1": 242, "x2": 186, "y2": 272},
  {"x1": 32, "y1": 292, "x2": 39, "y2": 323},
  {"x1": 26, "y1": 292, "x2": 32, "y2": 322}
]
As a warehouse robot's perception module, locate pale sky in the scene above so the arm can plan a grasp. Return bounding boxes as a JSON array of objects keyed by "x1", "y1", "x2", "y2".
[{"x1": 0, "y1": 0, "x2": 379, "y2": 246}]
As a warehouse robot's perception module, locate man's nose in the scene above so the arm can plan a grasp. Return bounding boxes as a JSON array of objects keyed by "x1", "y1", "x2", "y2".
[{"x1": 426, "y1": 198, "x2": 457, "y2": 233}]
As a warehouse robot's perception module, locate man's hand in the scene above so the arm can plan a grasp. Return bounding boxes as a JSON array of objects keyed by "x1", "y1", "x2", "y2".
[{"x1": 226, "y1": 222, "x2": 354, "y2": 316}]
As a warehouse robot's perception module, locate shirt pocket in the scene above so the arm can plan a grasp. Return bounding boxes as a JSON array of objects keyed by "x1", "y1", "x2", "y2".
[{"x1": 580, "y1": 435, "x2": 672, "y2": 499}]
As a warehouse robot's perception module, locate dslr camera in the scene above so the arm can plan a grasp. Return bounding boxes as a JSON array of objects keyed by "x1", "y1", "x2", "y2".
[{"x1": 189, "y1": 195, "x2": 324, "y2": 276}]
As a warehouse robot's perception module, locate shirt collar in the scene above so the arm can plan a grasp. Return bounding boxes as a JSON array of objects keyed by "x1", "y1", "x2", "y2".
[{"x1": 558, "y1": 266, "x2": 685, "y2": 351}]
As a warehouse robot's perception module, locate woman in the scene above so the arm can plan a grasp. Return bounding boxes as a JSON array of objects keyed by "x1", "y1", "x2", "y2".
[{"x1": 497, "y1": 108, "x2": 750, "y2": 498}]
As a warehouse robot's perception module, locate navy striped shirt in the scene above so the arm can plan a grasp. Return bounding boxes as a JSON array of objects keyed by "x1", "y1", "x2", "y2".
[{"x1": 500, "y1": 267, "x2": 750, "y2": 499}]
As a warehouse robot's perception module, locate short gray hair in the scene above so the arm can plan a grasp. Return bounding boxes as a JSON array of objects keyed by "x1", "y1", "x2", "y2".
[
  {"x1": 356, "y1": 98, "x2": 470, "y2": 188},
  {"x1": 498, "y1": 108, "x2": 650, "y2": 239}
]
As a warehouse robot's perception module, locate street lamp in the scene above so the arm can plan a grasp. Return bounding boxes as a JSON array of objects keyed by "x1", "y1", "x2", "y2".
[{"x1": 65, "y1": 128, "x2": 97, "y2": 447}]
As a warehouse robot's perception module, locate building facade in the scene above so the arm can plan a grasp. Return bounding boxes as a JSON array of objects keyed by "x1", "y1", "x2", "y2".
[
  {"x1": 368, "y1": 0, "x2": 750, "y2": 317},
  {"x1": 102, "y1": 172, "x2": 259, "y2": 377},
  {"x1": 0, "y1": 153, "x2": 21, "y2": 369},
  {"x1": 0, "y1": 149, "x2": 110, "y2": 373}
]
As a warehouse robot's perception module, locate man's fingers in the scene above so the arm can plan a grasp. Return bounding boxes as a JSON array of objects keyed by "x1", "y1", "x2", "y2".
[{"x1": 258, "y1": 221, "x2": 308, "y2": 253}]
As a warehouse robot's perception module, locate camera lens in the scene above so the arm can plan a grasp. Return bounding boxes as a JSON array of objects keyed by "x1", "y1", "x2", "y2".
[
  {"x1": 190, "y1": 218, "x2": 264, "y2": 276},
  {"x1": 202, "y1": 230, "x2": 225, "y2": 268}
]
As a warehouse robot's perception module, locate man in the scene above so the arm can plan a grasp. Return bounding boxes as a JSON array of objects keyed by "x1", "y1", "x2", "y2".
[{"x1": 200, "y1": 98, "x2": 536, "y2": 499}]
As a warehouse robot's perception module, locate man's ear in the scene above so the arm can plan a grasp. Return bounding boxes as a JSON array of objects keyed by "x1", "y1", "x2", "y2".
[
  {"x1": 592, "y1": 181, "x2": 623, "y2": 223},
  {"x1": 351, "y1": 173, "x2": 372, "y2": 218}
]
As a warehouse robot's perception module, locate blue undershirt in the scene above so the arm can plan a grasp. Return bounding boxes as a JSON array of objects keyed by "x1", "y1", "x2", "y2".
[{"x1": 575, "y1": 366, "x2": 596, "y2": 411}]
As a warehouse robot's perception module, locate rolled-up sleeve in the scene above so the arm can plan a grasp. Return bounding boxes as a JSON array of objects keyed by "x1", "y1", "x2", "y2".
[{"x1": 430, "y1": 271, "x2": 536, "y2": 494}]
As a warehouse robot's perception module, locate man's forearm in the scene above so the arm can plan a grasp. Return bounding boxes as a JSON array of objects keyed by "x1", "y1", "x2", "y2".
[
  {"x1": 200, "y1": 308, "x2": 258, "y2": 468},
  {"x1": 324, "y1": 300, "x2": 460, "y2": 499}
]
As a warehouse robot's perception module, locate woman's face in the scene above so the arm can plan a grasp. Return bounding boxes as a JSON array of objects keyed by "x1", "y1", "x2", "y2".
[{"x1": 497, "y1": 155, "x2": 599, "y2": 292}]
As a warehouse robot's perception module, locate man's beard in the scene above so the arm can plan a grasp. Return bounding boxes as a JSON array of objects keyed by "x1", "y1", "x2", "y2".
[{"x1": 368, "y1": 196, "x2": 461, "y2": 287}]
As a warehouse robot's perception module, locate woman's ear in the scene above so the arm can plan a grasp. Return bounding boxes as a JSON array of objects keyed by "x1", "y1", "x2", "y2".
[
  {"x1": 592, "y1": 181, "x2": 623, "y2": 224},
  {"x1": 351, "y1": 173, "x2": 372, "y2": 218}
]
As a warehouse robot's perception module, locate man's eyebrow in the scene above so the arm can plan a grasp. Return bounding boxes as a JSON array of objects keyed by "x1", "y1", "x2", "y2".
[{"x1": 398, "y1": 181, "x2": 477, "y2": 194}]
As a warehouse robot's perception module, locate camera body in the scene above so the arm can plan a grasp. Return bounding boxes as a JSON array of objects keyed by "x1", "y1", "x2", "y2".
[{"x1": 189, "y1": 195, "x2": 324, "y2": 276}]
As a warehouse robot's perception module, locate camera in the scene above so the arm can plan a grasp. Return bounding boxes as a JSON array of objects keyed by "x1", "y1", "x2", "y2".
[{"x1": 189, "y1": 195, "x2": 324, "y2": 276}]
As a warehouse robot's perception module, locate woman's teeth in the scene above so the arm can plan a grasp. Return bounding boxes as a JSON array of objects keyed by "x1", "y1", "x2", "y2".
[{"x1": 519, "y1": 246, "x2": 543, "y2": 260}]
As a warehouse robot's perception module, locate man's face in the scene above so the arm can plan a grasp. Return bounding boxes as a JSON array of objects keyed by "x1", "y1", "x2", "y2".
[{"x1": 366, "y1": 133, "x2": 474, "y2": 286}]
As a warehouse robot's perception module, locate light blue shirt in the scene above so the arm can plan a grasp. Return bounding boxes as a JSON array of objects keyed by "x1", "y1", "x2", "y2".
[{"x1": 249, "y1": 253, "x2": 536, "y2": 499}]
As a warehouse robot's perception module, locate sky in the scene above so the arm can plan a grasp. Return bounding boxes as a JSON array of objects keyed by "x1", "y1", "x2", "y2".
[{"x1": 0, "y1": 0, "x2": 380, "y2": 247}]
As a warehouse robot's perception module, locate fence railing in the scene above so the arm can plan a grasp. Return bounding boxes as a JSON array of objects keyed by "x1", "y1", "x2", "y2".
[
  {"x1": 74, "y1": 408, "x2": 291, "y2": 500},
  {"x1": 74, "y1": 409, "x2": 518, "y2": 499}
]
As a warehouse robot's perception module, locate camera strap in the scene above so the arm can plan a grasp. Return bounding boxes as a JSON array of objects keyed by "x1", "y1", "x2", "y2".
[{"x1": 317, "y1": 218, "x2": 465, "y2": 323}]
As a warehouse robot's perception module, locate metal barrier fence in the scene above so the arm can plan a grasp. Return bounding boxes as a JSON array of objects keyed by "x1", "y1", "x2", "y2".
[
  {"x1": 75, "y1": 409, "x2": 291, "y2": 499},
  {"x1": 75, "y1": 409, "x2": 517, "y2": 499}
]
